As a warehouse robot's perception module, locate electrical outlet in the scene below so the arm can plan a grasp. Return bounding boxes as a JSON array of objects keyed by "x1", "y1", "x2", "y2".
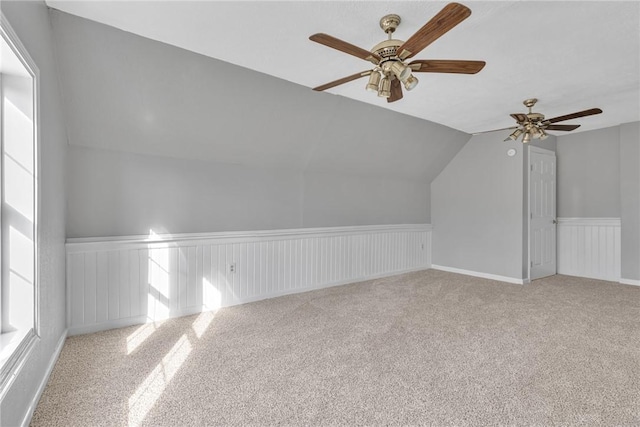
[{"x1": 228, "y1": 262, "x2": 236, "y2": 274}]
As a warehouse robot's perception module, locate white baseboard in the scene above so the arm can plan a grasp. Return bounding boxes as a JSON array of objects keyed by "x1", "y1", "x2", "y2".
[
  {"x1": 431, "y1": 264, "x2": 525, "y2": 285},
  {"x1": 620, "y1": 278, "x2": 640, "y2": 287},
  {"x1": 20, "y1": 329, "x2": 67, "y2": 427},
  {"x1": 68, "y1": 316, "x2": 150, "y2": 336}
]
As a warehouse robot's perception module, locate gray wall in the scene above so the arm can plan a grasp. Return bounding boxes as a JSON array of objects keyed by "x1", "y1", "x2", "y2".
[
  {"x1": 0, "y1": 2, "x2": 68, "y2": 426},
  {"x1": 302, "y1": 171, "x2": 429, "y2": 227},
  {"x1": 620, "y1": 122, "x2": 640, "y2": 281},
  {"x1": 556, "y1": 122, "x2": 640, "y2": 281},
  {"x1": 67, "y1": 145, "x2": 303, "y2": 237},
  {"x1": 51, "y1": 10, "x2": 469, "y2": 238},
  {"x1": 556, "y1": 126, "x2": 621, "y2": 217},
  {"x1": 431, "y1": 132, "x2": 542, "y2": 280}
]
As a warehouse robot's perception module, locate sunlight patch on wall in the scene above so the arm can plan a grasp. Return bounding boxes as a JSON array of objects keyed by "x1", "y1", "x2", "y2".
[
  {"x1": 202, "y1": 277, "x2": 221, "y2": 311},
  {"x1": 147, "y1": 230, "x2": 170, "y2": 321}
]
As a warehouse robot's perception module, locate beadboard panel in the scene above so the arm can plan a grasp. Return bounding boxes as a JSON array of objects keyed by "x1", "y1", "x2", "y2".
[
  {"x1": 67, "y1": 225, "x2": 432, "y2": 335},
  {"x1": 556, "y1": 218, "x2": 621, "y2": 281}
]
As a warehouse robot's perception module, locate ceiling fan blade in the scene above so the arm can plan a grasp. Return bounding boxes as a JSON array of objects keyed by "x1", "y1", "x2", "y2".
[
  {"x1": 545, "y1": 108, "x2": 603, "y2": 124},
  {"x1": 387, "y1": 78, "x2": 403, "y2": 103},
  {"x1": 545, "y1": 124, "x2": 581, "y2": 131},
  {"x1": 510, "y1": 113, "x2": 529, "y2": 123},
  {"x1": 396, "y1": 3, "x2": 472, "y2": 60},
  {"x1": 472, "y1": 126, "x2": 518, "y2": 135},
  {"x1": 312, "y1": 70, "x2": 372, "y2": 91},
  {"x1": 409, "y1": 59, "x2": 485, "y2": 74},
  {"x1": 309, "y1": 33, "x2": 381, "y2": 64}
]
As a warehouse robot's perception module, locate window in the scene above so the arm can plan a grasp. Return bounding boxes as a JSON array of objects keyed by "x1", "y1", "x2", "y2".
[{"x1": 0, "y1": 12, "x2": 39, "y2": 396}]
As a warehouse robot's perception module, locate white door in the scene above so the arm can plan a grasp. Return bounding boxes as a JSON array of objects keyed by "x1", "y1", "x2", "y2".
[{"x1": 529, "y1": 147, "x2": 556, "y2": 280}]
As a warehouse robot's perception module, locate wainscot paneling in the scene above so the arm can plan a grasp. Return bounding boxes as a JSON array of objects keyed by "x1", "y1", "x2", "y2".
[
  {"x1": 66, "y1": 224, "x2": 432, "y2": 335},
  {"x1": 556, "y1": 218, "x2": 621, "y2": 282}
]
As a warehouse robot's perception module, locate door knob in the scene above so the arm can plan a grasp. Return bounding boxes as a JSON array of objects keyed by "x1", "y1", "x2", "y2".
[{"x1": 552, "y1": 219, "x2": 557, "y2": 224}]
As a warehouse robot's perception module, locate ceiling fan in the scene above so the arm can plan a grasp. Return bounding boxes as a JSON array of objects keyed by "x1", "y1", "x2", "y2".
[
  {"x1": 484, "y1": 99, "x2": 603, "y2": 143},
  {"x1": 309, "y1": 2, "x2": 486, "y2": 103}
]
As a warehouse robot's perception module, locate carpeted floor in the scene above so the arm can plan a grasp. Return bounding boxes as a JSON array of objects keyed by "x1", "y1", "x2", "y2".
[{"x1": 32, "y1": 270, "x2": 639, "y2": 426}]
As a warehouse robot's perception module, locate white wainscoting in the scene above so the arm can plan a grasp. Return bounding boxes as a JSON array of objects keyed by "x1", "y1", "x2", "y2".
[
  {"x1": 66, "y1": 224, "x2": 432, "y2": 335},
  {"x1": 556, "y1": 218, "x2": 621, "y2": 282}
]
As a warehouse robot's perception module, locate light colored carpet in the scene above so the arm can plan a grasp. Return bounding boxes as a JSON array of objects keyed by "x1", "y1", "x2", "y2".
[{"x1": 31, "y1": 270, "x2": 640, "y2": 426}]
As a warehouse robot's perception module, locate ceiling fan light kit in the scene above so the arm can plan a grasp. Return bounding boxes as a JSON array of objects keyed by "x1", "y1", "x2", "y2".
[
  {"x1": 507, "y1": 128, "x2": 523, "y2": 141},
  {"x1": 403, "y1": 74, "x2": 419, "y2": 91},
  {"x1": 366, "y1": 72, "x2": 381, "y2": 92},
  {"x1": 378, "y1": 76, "x2": 392, "y2": 98},
  {"x1": 309, "y1": 3, "x2": 486, "y2": 103},
  {"x1": 389, "y1": 60, "x2": 411, "y2": 82}
]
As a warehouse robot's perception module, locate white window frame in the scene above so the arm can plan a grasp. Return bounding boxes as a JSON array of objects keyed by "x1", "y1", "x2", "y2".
[{"x1": 0, "y1": 11, "x2": 40, "y2": 399}]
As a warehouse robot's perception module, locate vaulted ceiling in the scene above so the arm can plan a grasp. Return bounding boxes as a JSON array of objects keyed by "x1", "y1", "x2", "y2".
[{"x1": 46, "y1": 1, "x2": 639, "y2": 136}]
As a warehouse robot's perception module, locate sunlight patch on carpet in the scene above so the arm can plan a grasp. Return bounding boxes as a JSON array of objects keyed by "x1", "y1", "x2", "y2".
[
  {"x1": 126, "y1": 322, "x2": 159, "y2": 355},
  {"x1": 128, "y1": 334, "x2": 192, "y2": 426},
  {"x1": 192, "y1": 308, "x2": 216, "y2": 339}
]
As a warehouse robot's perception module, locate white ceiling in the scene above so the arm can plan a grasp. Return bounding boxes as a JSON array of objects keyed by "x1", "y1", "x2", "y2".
[{"x1": 46, "y1": 1, "x2": 640, "y2": 135}]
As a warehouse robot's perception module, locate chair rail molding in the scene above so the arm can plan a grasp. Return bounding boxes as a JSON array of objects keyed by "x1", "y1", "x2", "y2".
[
  {"x1": 556, "y1": 217, "x2": 621, "y2": 282},
  {"x1": 66, "y1": 224, "x2": 432, "y2": 335}
]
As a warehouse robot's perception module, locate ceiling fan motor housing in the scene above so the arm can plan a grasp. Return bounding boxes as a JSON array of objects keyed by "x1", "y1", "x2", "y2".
[
  {"x1": 526, "y1": 112, "x2": 545, "y2": 122},
  {"x1": 371, "y1": 39, "x2": 404, "y2": 59}
]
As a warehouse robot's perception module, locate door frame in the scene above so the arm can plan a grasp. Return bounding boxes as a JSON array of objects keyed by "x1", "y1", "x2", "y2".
[{"x1": 527, "y1": 145, "x2": 556, "y2": 281}]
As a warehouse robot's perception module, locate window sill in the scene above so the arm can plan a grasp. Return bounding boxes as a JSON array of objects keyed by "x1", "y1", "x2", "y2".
[{"x1": 0, "y1": 328, "x2": 38, "y2": 400}]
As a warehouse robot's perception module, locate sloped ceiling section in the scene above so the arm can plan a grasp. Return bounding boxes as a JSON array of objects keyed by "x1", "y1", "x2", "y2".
[
  {"x1": 46, "y1": 1, "x2": 640, "y2": 135},
  {"x1": 50, "y1": 10, "x2": 470, "y2": 183}
]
